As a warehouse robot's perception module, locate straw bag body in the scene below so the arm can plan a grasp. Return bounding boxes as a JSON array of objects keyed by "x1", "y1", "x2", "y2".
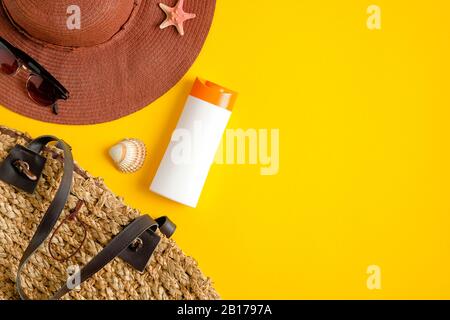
[{"x1": 0, "y1": 126, "x2": 219, "y2": 300}]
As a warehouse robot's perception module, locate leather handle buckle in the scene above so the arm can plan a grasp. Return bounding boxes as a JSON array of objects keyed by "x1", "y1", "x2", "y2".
[
  {"x1": 13, "y1": 160, "x2": 38, "y2": 181},
  {"x1": 118, "y1": 216, "x2": 176, "y2": 273},
  {"x1": 129, "y1": 237, "x2": 144, "y2": 252},
  {"x1": 0, "y1": 144, "x2": 46, "y2": 193}
]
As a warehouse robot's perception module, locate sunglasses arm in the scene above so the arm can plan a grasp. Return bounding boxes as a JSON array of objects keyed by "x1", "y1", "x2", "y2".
[{"x1": 52, "y1": 102, "x2": 59, "y2": 115}]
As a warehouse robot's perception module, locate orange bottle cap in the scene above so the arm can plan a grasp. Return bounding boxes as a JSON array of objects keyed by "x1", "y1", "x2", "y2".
[{"x1": 190, "y1": 78, "x2": 238, "y2": 110}]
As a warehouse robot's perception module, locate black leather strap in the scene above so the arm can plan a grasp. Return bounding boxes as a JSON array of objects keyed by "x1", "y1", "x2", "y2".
[
  {"x1": 155, "y1": 216, "x2": 176, "y2": 238},
  {"x1": 51, "y1": 215, "x2": 158, "y2": 300},
  {"x1": 9, "y1": 136, "x2": 176, "y2": 300},
  {"x1": 15, "y1": 136, "x2": 74, "y2": 300},
  {"x1": 117, "y1": 216, "x2": 176, "y2": 273}
]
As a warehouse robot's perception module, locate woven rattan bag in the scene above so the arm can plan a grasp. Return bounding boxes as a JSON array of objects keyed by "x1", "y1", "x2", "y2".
[{"x1": 0, "y1": 125, "x2": 219, "y2": 300}]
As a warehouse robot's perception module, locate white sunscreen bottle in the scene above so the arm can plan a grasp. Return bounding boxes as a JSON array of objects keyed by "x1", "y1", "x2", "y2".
[{"x1": 150, "y1": 78, "x2": 237, "y2": 207}]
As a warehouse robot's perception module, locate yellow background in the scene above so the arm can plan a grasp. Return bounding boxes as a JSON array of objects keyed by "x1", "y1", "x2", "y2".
[{"x1": 1, "y1": 0, "x2": 450, "y2": 299}]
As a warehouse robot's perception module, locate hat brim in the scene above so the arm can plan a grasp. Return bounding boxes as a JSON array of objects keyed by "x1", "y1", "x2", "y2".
[{"x1": 0, "y1": 0, "x2": 216, "y2": 125}]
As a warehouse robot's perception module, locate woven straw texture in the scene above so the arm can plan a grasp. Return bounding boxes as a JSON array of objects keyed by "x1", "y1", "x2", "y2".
[{"x1": 0, "y1": 125, "x2": 219, "y2": 300}]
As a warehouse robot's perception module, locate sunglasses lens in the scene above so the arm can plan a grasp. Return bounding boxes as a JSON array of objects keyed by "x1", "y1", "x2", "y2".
[
  {"x1": 26, "y1": 74, "x2": 58, "y2": 106},
  {"x1": 0, "y1": 46, "x2": 19, "y2": 75}
]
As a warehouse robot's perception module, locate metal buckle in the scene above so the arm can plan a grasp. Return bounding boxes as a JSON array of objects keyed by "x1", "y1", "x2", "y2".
[
  {"x1": 13, "y1": 160, "x2": 38, "y2": 181},
  {"x1": 129, "y1": 238, "x2": 144, "y2": 252}
]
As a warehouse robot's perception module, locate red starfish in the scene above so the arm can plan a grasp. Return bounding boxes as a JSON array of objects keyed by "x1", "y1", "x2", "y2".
[{"x1": 159, "y1": 0, "x2": 196, "y2": 36}]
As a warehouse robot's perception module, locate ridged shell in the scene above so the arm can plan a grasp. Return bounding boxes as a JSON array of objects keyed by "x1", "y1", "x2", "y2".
[{"x1": 109, "y1": 139, "x2": 146, "y2": 173}]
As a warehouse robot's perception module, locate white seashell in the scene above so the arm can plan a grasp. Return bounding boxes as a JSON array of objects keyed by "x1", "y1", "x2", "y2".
[{"x1": 109, "y1": 139, "x2": 147, "y2": 173}]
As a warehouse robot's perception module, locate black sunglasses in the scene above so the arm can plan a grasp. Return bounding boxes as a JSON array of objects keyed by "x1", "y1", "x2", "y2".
[{"x1": 0, "y1": 36, "x2": 69, "y2": 114}]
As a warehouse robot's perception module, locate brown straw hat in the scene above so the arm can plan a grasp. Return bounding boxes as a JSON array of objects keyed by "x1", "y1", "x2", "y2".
[{"x1": 0, "y1": 0, "x2": 216, "y2": 124}]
